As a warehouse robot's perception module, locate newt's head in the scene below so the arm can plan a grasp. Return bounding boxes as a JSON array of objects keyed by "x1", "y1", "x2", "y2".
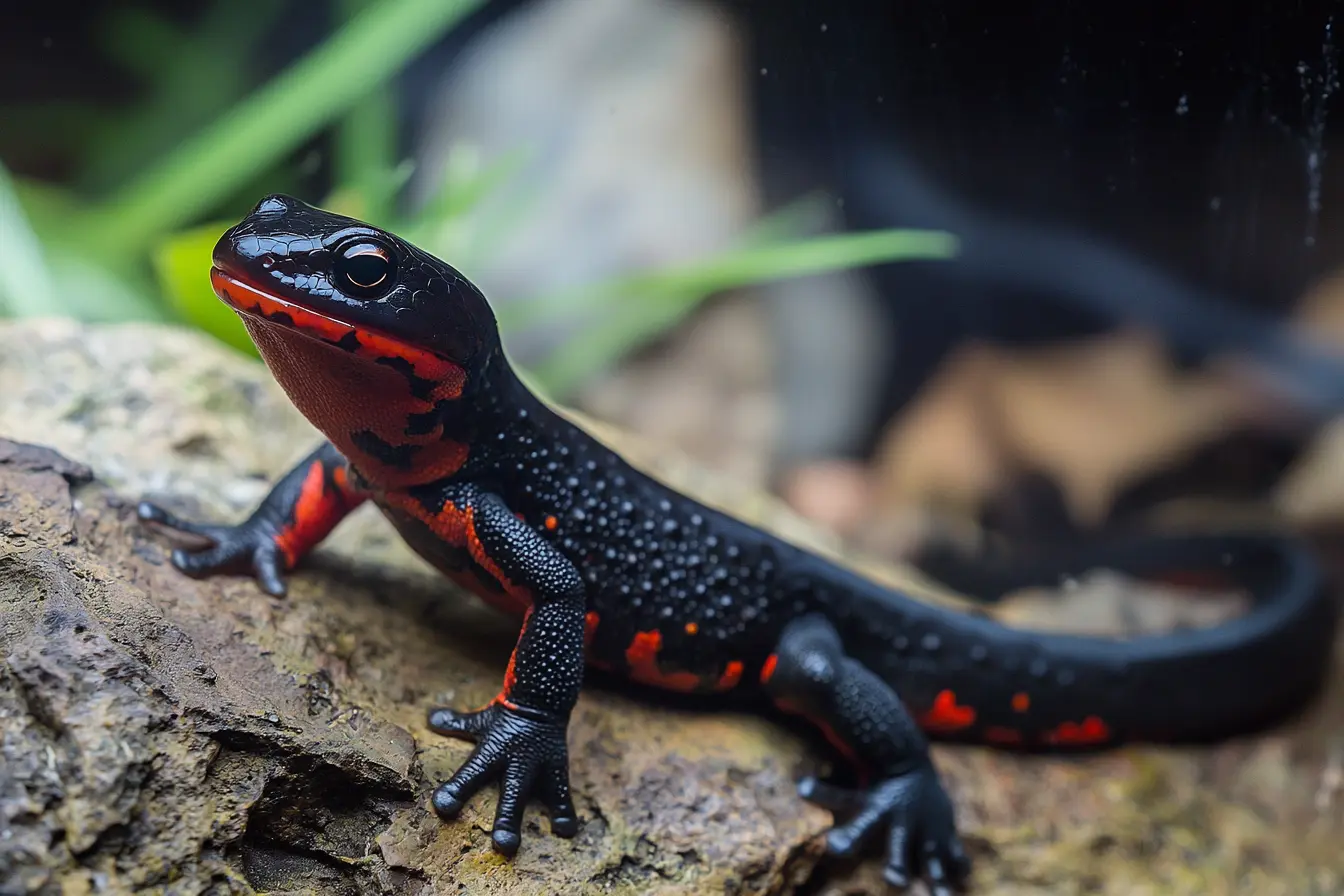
[
  {"x1": 211, "y1": 195, "x2": 500, "y2": 487},
  {"x1": 211, "y1": 194, "x2": 498, "y2": 381}
]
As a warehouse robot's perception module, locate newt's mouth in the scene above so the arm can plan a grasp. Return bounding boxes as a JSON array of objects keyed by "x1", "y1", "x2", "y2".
[{"x1": 210, "y1": 267, "x2": 462, "y2": 382}]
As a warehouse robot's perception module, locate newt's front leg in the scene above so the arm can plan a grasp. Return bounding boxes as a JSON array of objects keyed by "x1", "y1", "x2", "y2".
[
  {"x1": 137, "y1": 441, "x2": 365, "y2": 595},
  {"x1": 422, "y1": 484, "x2": 586, "y2": 855}
]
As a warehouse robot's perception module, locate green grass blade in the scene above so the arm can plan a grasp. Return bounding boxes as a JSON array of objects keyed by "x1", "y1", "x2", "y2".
[
  {"x1": 0, "y1": 161, "x2": 59, "y2": 317},
  {"x1": 78, "y1": 1, "x2": 283, "y2": 193},
  {"x1": 402, "y1": 144, "x2": 536, "y2": 261},
  {"x1": 498, "y1": 228, "x2": 959, "y2": 333},
  {"x1": 75, "y1": 0, "x2": 486, "y2": 257},
  {"x1": 527, "y1": 284, "x2": 695, "y2": 395},
  {"x1": 521, "y1": 227, "x2": 958, "y2": 393},
  {"x1": 44, "y1": 251, "x2": 168, "y2": 323},
  {"x1": 333, "y1": 0, "x2": 400, "y2": 224}
]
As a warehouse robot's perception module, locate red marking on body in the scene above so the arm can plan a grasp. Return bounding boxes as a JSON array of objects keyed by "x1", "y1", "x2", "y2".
[
  {"x1": 774, "y1": 697, "x2": 866, "y2": 780},
  {"x1": 369, "y1": 441, "x2": 471, "y2": 491},
  {"x1": 917, "y1": 689, "x2": 978, "y2": 732},
  {"x1": 984, "y1": 726, "x2": 1025, "y2": 745},
  {"x1": 490, "y1": 606, "x2": 532, "y2": 710},
  {"x1": 382, "y1": 492, "x2": 469, "y2": 543},
  {"x1": 465, "y1": 512, "x2": 532, "y2": 612},
  {"x1": 759, "y1": 653, "x2": 778, "y2": 685},
  {"x1": 684, "y1": 621, "x2": 699, "y2": 635},
  {"x1": 717, "y1": 661, "x2": 743, "y2": 690},
  {"x1": 379, "y1": 493, "x2": 531, "y2": 616},
  {"x1": 544, "y1": 515, "x2": 558, "y2": 531},
  {"x1": 1043, "y1": 715, "x2": 1113, "y2": 746},
  {"x1": 624, "y1": 630, "x2": 703, "y2": 692},
  {"x1": 273, "y1": 459, "x2": 365, "y2": 567},
  {"x1": 1011, "y1": 692, "x2": 1031, "y2": 713},
  {"x1": 584, "y1": 609, "x2": 613, "y2": 672},
  {"x1": 213, "y1": 269, "x2": 464, "y2": 384}
]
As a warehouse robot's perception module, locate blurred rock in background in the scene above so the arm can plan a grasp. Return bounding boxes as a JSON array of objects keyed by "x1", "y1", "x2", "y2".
[{"x1": 409, "y1": 0, "x2": 759, "y2": 366}]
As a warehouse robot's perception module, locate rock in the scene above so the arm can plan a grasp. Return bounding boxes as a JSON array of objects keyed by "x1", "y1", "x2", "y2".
[
  {"x1": 1, "y1": 318, "x2": 1341, "y2": 895},
  {"x1": 0, "y1": 320, "x2": 822, "y2": 895},
  {"x1": 410, "y1": 0, "x2": 758, "y2": 368}
]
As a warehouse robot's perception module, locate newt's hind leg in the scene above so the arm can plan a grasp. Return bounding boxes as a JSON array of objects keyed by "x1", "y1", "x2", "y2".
[{"x1": 764, "y1": 614, "x2": 970, "y2": 895}]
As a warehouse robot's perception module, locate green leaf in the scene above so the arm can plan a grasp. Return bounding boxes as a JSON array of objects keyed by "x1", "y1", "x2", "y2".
[
  {"x1": 73, "y1": 0, "x2": 487, "y2": 258},
  {"x1": 152, "y1": 221, "x2": 257, "y2": 354}
]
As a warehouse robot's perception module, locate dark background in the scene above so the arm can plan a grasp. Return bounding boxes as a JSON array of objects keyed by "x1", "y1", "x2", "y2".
[{"x1": 5, "y1": 0, "x2": 1343, "y2": 454}]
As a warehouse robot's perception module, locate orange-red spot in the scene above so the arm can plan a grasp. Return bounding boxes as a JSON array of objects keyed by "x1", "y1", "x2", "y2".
[
  {"x1": 984, "y1": 726, "x2": 1025, "y2": 745},
  {"x1": 273, "y1": 459, "x2": 364, "y2": 568},
  {"x1": 1043, "y1": 715, "x2": 1113, "y2": 746},
  {"x1": 584, "y1": 607, "x2": 612, "y2": 672},
  {"x1": 773, "y1": 697, "x2": 865, "y2": 779},
  {"x1": 917, "y1": 689, "x2": 978, "y2": 732},
  {"x1": 759, "y1": 653, "x2": 778, "y2": 685},
  {"x1": 1011, "y1": 692, "x2": 1031, "y2": 713},
  {"x1": 684, "y1": 621, "x2": 699, "y2": 635},
  {"x1": 544, "y1": 515, "x2": 558, "y2": 531},
  {"x1": 624, "y1": 630, "x2": 704, "y2": 692},
  {"x1": 717, "y1": 661, "x2": 743, "y2": 690}
]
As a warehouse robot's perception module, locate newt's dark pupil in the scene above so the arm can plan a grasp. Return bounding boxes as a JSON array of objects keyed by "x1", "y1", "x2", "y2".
[
  {"x1": 346, "y1": 253, "x2": 387, "y2": 287},
  {"x1": 334, "y1": 239, "x2": 395, "y2": 298}
]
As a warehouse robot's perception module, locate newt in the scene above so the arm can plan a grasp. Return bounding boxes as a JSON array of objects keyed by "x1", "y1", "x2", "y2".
[{"x1": 138, "y1": 195, "x2": 1339, "y2": 894}]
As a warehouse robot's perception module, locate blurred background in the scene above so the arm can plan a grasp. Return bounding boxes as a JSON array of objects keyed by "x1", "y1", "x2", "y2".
[{"x1": 4, "y1": 0, "x2": 1344, "y2": 566}]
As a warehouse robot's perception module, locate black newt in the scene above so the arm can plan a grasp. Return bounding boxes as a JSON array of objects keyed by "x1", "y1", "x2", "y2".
[{"x1": 138, "y1": 195, "x2": 1338, "y2": 894}]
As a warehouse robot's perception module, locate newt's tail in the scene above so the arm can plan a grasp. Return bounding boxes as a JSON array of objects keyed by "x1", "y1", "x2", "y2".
[{"x1": 836, "y1": 532, "x2": 1338, "y2": 748}]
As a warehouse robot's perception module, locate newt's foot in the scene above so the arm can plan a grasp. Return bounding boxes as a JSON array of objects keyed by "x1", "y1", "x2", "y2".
[
  {"x1": 428, "y1": 702, "x2": 578, "y2": 854},
  {"x1": 800, "y1": 762, "x2": 970, "y2": 894},
  {"x1": 137, "y1": 501, "x2": 289, "y2": 596}
]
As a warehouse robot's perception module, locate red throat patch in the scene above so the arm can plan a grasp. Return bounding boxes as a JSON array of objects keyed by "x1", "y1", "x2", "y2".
[{"x1": 215, "y1": 270, "x2": 471, "y2": 490}]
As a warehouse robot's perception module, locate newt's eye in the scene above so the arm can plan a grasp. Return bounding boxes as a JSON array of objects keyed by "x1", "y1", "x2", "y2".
[{"x1": 333, "y1": 237, "x2": 396, "y2": 299}]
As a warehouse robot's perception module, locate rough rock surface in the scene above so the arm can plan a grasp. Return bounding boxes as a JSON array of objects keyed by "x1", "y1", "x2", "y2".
[{"x1": 1, "y1": 319, "x2": 1342, "y2": 895}]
